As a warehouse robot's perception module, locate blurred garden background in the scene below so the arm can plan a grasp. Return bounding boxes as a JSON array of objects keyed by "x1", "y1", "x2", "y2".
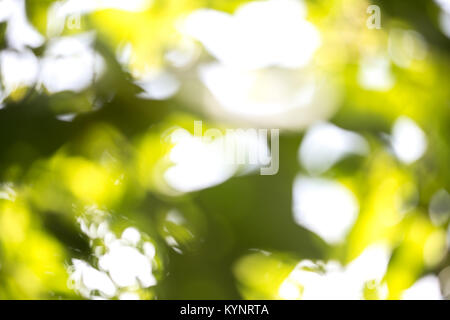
[{"x1": 0, "y1": 0, "x2": 449, "y2": 300}]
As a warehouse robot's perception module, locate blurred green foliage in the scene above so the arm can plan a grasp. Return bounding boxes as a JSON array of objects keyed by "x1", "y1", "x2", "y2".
[{"x1": 0, "y1": 0, "x2": 449, "y2": 299}]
